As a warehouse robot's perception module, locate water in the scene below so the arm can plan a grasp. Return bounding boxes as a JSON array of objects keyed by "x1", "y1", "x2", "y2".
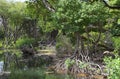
[
  {"x1": 0, "y1": 50, "x2": 75, "y2": 79},
  {"x1": 0, "y1": 50, "x2": 96, "y2": 79},
  {"x1": 8, "y1": 68, "x2": 76, "y2": 79},
  {"x1": 0, "y1": 61, "x2": 3, "y2": 72}
]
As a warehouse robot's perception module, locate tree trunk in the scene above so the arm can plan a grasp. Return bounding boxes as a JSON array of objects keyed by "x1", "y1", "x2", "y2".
[
  {"x1": 71, "y1": 32, "x2": 80, "y2": 58},
  {"x1": 1, "y1": 16, "x2": 9, "y2": 48}
]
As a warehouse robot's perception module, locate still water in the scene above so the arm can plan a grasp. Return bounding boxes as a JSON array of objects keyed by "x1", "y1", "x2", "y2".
[
  {"x1": 0, "y1": 50, "x2": 89, "y2": 79},
  {"x1": 0, "y1": 53, "x2": 74, "y2": 79},
  {"x1": 0, "y1": 60, "x2": 76, "y2": 79},
  {"x1": 0, "y1": 61, "x2": 3, "y2": 72},
  {"x1": 8, "y1": 68, "x2": 77, "y2": 79}
]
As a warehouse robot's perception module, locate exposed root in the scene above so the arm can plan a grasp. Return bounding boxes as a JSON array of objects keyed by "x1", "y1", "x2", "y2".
[{"x1": 54, "y1": 57, "x2": 107, "y2": 77}]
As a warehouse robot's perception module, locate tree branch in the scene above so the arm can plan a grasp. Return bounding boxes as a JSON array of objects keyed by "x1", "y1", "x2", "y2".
[
  {"x1": 81, "y1": 36, "x2": 114, "y2": 51},
  {"x1": 103, "y1": 0, "x2": 120, "y2": 9},
  {"x1": 42, "y1": 0, "x2": 55, "y2": 12}
]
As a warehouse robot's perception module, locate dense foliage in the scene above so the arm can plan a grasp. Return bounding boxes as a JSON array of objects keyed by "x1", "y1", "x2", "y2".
[
  {"x1": 53, "y1": 0, "x2": 109, "y2": 33},
  {"x1": 15, "y1": 37, "x2": 35, "y2": 48},
  {"x1": 0, "y1": 0, "x2": 120, "y2": 78},
  {"x1": 104, "y1": 57, "x2": 120, "y2": 79}
]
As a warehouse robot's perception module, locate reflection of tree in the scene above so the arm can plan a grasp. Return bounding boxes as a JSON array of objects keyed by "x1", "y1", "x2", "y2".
[{"x1": 3, "y1": 52, "x2": 18, "y2": 71}]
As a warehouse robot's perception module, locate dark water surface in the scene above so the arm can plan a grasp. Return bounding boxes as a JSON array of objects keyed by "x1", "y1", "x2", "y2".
[
  {"x1": 0, "y1": 50, "x2": 101, "y2": 79},
  {"x1": 8, "y1": 68, "x2": 77, "y2": 79},
  {"x1": 0, "y1": 50, "x2": 77, "y2": 79}
]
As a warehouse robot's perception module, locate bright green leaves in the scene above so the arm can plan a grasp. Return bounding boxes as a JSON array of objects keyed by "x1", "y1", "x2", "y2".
[
  {"x1": 54, "y1": 0, "x2": 109, "y2": 34},
  {"x1": 80, "y1": 1, "x2": 109, "y2": 25},
  {"x1": 109, "y1": 0, "x2": 120, "y2": 6},
  {"x1": 26, "y1": 0, "x2": 46, "y2": 19},
  {"x1": 15, "y1": 36, "x2": 35, "y2": 48},
  {"x1": 112, "y1": 37, "x2": 120, "y2": 52},
  {"x1": 117, "y1": 19, "x2": 120, "y2": 24},
  {"x1": 78, "y1": 61, "x2": 88, "y2": 69},
  {"x1": 53, "y1": 0, "x2": 109, "y2": 33},
  {"x1": 0, "y1": 0, "x2": 10, "y2": 17},
  {"x1": 65, "y1": 58, "x2": 75, "y2": 69},
  {"x1": 0, "y1": 0, "x2": 26, "y2": 26},
  {"x1": 54, "y1": 0, "x2": 83, "y2": 33},
  {"x1": 8, "y1": 2, "x2": 26, "y2": 26},
  {"x1": 104, "y1": 57, "x2": 120, "y2": 79},
  {"x1": 26, "y1": 0, "x2": 56, "y2": 32}
]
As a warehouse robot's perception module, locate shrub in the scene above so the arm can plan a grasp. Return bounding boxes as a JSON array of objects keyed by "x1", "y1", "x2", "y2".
[
  {"x1": 15, "y1": 37, "x2": 35, "y2": 48},
  {"x1": 112, "y1": 37, "x2": 120, "y2": 56},
  {"x1": 65, "y1": 58, "x2": 75, "y2": 69},
  {"x1": 104, "y1": 57, "x2": 120, "y2": 79},
  {"x1": 0, "y1": 30, "x2": 4, "y2": 40}
]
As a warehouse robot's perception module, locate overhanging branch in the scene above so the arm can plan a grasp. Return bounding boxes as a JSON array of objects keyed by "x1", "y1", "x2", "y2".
[
  {"x1": 103, "y1": 0, "x2": 120, "y2": 9},
  {"x1": 42, "y1": 0, "x2": 55, "y2": 12}
]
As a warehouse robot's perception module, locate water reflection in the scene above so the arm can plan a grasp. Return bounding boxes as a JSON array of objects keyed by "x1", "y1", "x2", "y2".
[
  {"x1": 45, "y1": 74, "x2": 75, "y2": 79},
  {"x1": 8, "y1": 68, "x2": 77, "y2": 79},
  {"x1": 0, "y1": 50, "x2": 93, "y2": 79}
]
